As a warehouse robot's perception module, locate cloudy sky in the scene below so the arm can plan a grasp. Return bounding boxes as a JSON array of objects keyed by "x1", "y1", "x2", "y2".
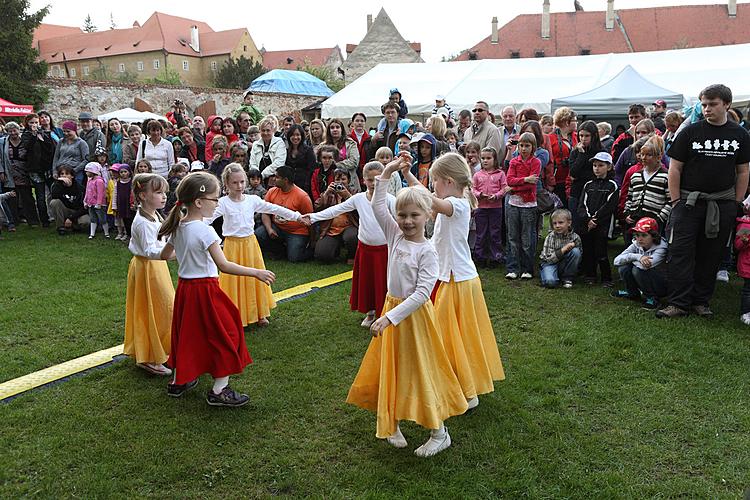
[{"x1": 30, "y1": 0, "x2": 748, "y2": 63}]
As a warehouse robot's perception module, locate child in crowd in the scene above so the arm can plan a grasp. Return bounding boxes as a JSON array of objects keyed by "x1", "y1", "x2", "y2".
[
  {"x1": 409, "y1": 151, "x2": 505, "y2": 411},
  {"x1": 735, "y1": 207, "x2": 750, "y2": 324},
  {"x1": 158, "y1": 171, "x2": 275, "y2": 406},
  {"x1": 347, "y1": 152, "x2": 467, "y2": 457},
  {"x1": 204, "y1": 115, "x2": 224, "y2": 160},
  {"x1": 622, "y1": 136, "x2": 671, "y2": 237},
  {"x1": 394, "y1": 133, "x2": 411, "y2": 156},
  {"x1": 206, "y1": 163, "x2": 300, "y2": 327},
  {"x1": 114, "y1": 164, "x2": 135, "y2": 238},
  {"x1": 245, "y1": 168, "x2": 266, "y2": 198},
  {"x1": 107, "y1": 164, "x2": 120, "y2": 236},
  {"x1": 172, "y1": 137, "x2": 183, "y2": 159},
  {"x1": 464, "y1": 141, "x2": 481, "y2": 173},
  {"x1": 410, "y1": 133, "x2": 437, "y2": 189},
  {"x1": 311, "y1": 145, "x2": 339, "y2": 203},
  {"x1": 539, "y1": 209, "x2": 582, "y2": 288},
  {"x1": 445, "y1": 130, "x2": 459, "y2": 151},
  {"x1": 233, "y1": 90, "x2": 263, "y2": 126},
  {"x1": 222, "y1": 117, "x2": 240, "y2": 152},
  {"x1": 135, "y1": 159, "x2": 152, "y2": 174},
  {"x1": 505, "y1": 132, "x2": 541, "y2": 280},
  {"x1": 311, "y1": 168, "x2": 359, "y2": 263},
  {"x1": 83, "y1": 162, "x2": 109, "y2": 239},
  {"x1": 374, "y1": 147, "x2": 402, "y2": 196},
  {"x1": 472, "y1": 147, "x2": 508, "y2": 267},
  {"x1": 95, "y1": 145, "x2": 110, "y2": 184},
  {"x1": 230, "y1": 143, "x2": 249, "y2": 170},
  {"x1": 540, "y1": 115, "x2": 554, "y2": 135},
  {"x1": 125, "y1": 173, "x2": 175, "y2": 375},
  {"x1": 247, "y1": 125, "x2": 260, "y2": 145},
  {"x1": 578, "y1": 152, "x2": 619, "y2": 286},
  {"x1": 208, "y1": 136, "x2": 230, "y2": 178},
  {"x1": 612, "y1": 217, "x2": 668, "y2": 309},
  {"x1": 305, "y1": 161, "x2": 395, "y2": 327},
  {"x1": 166, "y1": 162, "x2": 189, "y2": 214}
]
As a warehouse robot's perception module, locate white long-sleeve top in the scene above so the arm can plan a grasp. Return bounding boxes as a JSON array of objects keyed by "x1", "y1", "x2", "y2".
[
  {"x1": 309, "y1": 191, "x2": 396, "y2": 246},
  {"x1": 135, "y1": 137, "x2": 174, "y2": 178},
  {"x1": 128, "y1": 210, "x2": 167, "y2": 259},
  {"x1": 432, "y1": 196, "x2": 478, "y2": 282},
  {"x1": 372, "y1": 176, "x2": 439, "y2": 326},
  {"x1": 207, "y1": 194, "x2": 301, "y2": 238}
]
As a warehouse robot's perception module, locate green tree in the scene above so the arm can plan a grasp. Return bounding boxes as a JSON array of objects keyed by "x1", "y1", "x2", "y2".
[
  {"x1": 146, "y1": 67, "x2": 182, "y2": 86},
  {"x1": 83, "y1": 14, "x2": 96, "y2": 33},
  {"x1": 213, "y1": 56, "x2": 267, "y2": 89},
  {"x1": 0, "y1": 0, "x2": 49, "y2": 107},
  {"x1": 298, "y1": 64, "x2": 344, "y2": 93}
]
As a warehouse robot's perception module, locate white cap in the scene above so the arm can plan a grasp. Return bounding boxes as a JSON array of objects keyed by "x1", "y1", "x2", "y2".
[
  {"x1": 590, "y1": 151, "x2": 613, "y2": 164},
  {"x1": 435, "y1": 94, "x2": 445, "y2": 101},
  {"x1": 190, "y1": 160, "x2": 205, "y2": 171}
]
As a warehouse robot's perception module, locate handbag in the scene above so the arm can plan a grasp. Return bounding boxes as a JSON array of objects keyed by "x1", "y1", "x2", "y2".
[{"x1": 537, "y1": 188, "x2": 561, "y2": 215}]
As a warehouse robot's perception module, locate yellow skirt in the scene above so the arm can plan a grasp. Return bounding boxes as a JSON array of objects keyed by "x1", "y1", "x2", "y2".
[
  {"x1": 434, "y1": 276, "x2": 505, "y2": 398},
  {"x1": 124, "y1": 256, "x2": 175, "y2": 364},
  {"x1": 346, "y1": 295, "x2": 468, "y2": 438},
  {"x1": 220, "y1": 235, "x2": 276, "y2": 326}
]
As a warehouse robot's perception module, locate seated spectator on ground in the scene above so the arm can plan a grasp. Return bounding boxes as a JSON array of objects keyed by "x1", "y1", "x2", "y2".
[
  {"x1": 49, "y1": 165, "x2": 89, "y2": 234},
  {"x1": 311, "y1": 168, "x2": 358, "y2": 264},
  {"x1": 539, "y1": 208, "x2": 582, "y2": 289},
  {"x1": 177, "y1": 126, "x2": 206, "y2": 165},
  {"x1": 311, "y1": 145, "x2": 339, "y2": 204},
  {"x1": 324, "y1": 118, "x2": 360, "y2": 192}
]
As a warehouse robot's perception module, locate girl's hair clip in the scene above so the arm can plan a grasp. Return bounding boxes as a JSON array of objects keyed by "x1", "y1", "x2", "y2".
[{"x1": 199, "y1": 184, "x2": 206, "y2": 192}]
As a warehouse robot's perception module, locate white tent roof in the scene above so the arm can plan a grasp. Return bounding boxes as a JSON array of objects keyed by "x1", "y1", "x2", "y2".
[
  {"x1": 551, "y1": 65, "x2": 684, "y2": 115},
  {"x1": 98, "y1": 107, "x2": 165, "y2": 123},
  {"x1": 322, "y1": 43, "x2": 750, "y2": 119}
]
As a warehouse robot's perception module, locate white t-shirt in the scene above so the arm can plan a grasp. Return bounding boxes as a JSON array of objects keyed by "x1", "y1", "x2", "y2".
[
  {"x1": 207, "y1": 194, "x2": 301, "y2": 238},
  {"x1": 372, "y1": 177, "x2": 439, "y2": 325},
  {"x1": 310, "y1": 191, "x2": 395, "y2": 246},
  {"x1": 169, "y1": 220, "x2": 221, "y2": 279},
  {"x1": 135, "y1": 137, "x2": 175, "y2": 178},
  {"x1": 128, "y1": 210, "x2": 166, "y2": 259},
  {"x1": 432, "y1": 197, "x2": 478, "y2": 282}
]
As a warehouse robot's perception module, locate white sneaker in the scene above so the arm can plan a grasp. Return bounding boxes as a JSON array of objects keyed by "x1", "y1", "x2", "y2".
[
  {"x1": 741, "y1": 312, "x2": 750, "y2": 325},
  {"x1": 414, "y1": 426, "x2": 451, "y2": 457},
  {"x1": 466, "y1": 396, "x2": 479, "y2": 410},
  {"x1": 562, "y1": 280, "x2": 573, "y2": 289},
  {"x1": 520, "y1": 272, "x2": 533, "y2": 280},
  {"x1": 361, "y1": 314, "x2": 375, "y2": 328},
  {"x1": 386, "y1": 426, "x2": 408, "y2": 448},
  {"x1": 716, "y1": 270, "x2": 730, "y2": 283},
  {"x1": 505, "y1": 272, "x2": 518, "y2": 280}
]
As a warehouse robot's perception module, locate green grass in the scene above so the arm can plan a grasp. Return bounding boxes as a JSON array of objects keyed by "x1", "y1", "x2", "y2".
[{"x1": 2, "y1": 225, "x2": 750, "y2": 497}]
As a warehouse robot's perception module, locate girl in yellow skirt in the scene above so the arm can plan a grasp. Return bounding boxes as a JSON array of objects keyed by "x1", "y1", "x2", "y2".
[
  {"x1": 403, "y1": 152, "x2": 505, "y2": 409},
  {"x1": 206, "y1": 163, "x2": 302, "y2": 327},
  {"x1": 346, "y1": 151, "x2": 468, "y2": 458},
  {"x1": 124, "y1": 173, "x2": 175, "y2": 376}
]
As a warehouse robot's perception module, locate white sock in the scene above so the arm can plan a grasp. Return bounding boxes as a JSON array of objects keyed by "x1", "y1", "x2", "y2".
[
  {"x1": 89, "y1": 223, "x2": 97, "y2": 236},
  {"x1": 386, "y1": 423, "x2": 408, "y2": 448},
  {"x1": 212, "y1": 376, "x2": 229, "y2": 394},
  {"x1": 102, "y1": 223, "x2": 109, "y2": 236},
  {"x1": 414, "y1": 424, "x2": 451, "y2": 457}
]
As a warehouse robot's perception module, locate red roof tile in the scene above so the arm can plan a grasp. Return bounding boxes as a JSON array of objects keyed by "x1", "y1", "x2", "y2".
[
  {"x1": 33, "y1": 24, "x2": 83, "y2": 48},
  {"x1": 262, "y1": 47, "x2": 341, "y2": 69},
  {"x1": 455, "y1": 3, "x2": 750, "y2": 60}
]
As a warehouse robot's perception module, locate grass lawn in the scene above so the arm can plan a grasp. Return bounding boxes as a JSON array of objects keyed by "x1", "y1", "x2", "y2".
[{"x1": 2, "y1": 225, "x2": 750, "y2": 497}]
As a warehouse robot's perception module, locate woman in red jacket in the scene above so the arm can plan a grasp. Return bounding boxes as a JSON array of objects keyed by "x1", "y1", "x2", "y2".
[
  {"x1": 547, "y1": 107, "x2": 577, "y2": 208},
  {"x1": 348, "y1": 112, "x2": 371, "y2": 190}
]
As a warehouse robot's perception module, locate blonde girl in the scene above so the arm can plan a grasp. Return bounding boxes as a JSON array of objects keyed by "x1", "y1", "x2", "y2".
[
  {"x1": 158, "y1": 171, "x2": 275, "y2": 406},
  {"x1": 403, "y1": 152, "x2": 505, "y2": 409},
  {"x1": 347, "y1": 151, "x2": 467, "y2": 457},
  {"x1": 124, "y1": 174, "x2": 174, "y2": 376},
  {"x1": 374, "y1": 146, "x2": 402, "y2": 196},
  {"x1": 206, "y1": 163, "x2": 301, "y2": 327}
]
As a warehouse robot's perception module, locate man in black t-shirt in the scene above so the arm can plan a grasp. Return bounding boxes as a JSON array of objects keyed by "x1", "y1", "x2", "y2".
[{"x1": 657, "y1": 84, "x2": 750, "y2": 318}]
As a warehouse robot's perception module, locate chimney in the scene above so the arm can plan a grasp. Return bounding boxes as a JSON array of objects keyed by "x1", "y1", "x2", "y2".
[
  {"x1": 729, "y1": 0, "x2": 737, "y2": 17},
  {"x1": 605, "y1": 0, "x2": 615, "y2": 30},
  {"x1": 542, "y1": 0, "x2": 551, "y2": 39},
  {"x1": 190, "y1": 25, "x2": 200, "y2": 53},
  {"x1": 366, "y1": 14, "x2": 373, "y2": 32},
  {"x1": 491, "y1": 17, "x2": 499, "y2": 44}
]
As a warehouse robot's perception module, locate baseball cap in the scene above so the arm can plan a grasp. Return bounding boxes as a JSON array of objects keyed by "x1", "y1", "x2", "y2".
[
  {"x1": 78, "y1": 112, "x2": 93, "y2": 121},
  {"x1": 435, "y1": 94, "x2": 445, "y2": 101},
  {"x1": 590, "y1": 151, "x2": 613, "y2": 164},
  {"x1": 653, "y1": 99, "x2": 667, "y2": 107},
  {"x1": 409, "y1": 132, "x2": 427, "y2": 144},
  {"x1": 633, "y1": 217, "x2": 659, "y2": 234},
  {"x1": 190, "y1": 160, "x2": 205, "y2": 171}
]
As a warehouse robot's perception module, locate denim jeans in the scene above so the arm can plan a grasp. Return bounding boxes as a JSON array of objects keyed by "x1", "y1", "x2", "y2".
[
  {"x1": 540, "y1": 247, "x2": 582, "y2": 287},
  {"x1": 618, "y1": 264, "x2": 667, "y2": 298},
  {"x1": 506, "y1": 204, "x2": 537, "y2": 274},
  {"x1": 255, "y1": 222, "x2": 311, "y2": 262},
  {"x1": 741, "y1": 278, "x2": 750, "y2": 315}
]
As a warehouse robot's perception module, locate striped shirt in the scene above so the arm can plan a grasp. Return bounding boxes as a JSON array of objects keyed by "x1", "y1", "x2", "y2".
[{"x1": 624, "y1": 167, "x2": 671, "y2": 224}]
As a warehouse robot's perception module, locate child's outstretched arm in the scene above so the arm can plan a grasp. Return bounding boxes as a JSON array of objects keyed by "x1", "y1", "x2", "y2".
[
  {"x1": 208, "y1": 242, "x2": 275, "y2": 284},
  {"x1": 160, "y1": 242, "x2": 176, "y2": 261}
]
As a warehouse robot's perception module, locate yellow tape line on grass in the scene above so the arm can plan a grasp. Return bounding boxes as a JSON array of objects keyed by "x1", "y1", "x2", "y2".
[{"x1": 0, "y1": 271, "x2": 353, "y2": 401}]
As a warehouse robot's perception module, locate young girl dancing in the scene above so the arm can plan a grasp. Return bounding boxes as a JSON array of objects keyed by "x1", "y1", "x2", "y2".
[
  {"x1": 158, "y1": 171, "x2": 275, "y2": 407},
  {"x1": 346, "y1": 151, "x2": 467, "y2": 458},
  {"x1": 303, "y1": 161, "x2": 395, "y2": 327},
  {"x1": 124, "y1": 173, "x2": 175, "y2": 376},
  {"x1": 206, "y1": 163, "x2": 301, "y2": 327},
  {"x1": 403, "y1": 152, "x2": 505, "y2": 409}
]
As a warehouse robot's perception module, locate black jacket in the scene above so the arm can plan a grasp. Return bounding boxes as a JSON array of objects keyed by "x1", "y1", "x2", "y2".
[
  {"x1": 577, "y1": 176, "x2": 619, "y2": 236},
  {"x1": 285, "y1": 145, "x2": 316, "y2": 197},
  {"x1": 568, "y1": 146, "x2": 603, "y2": 200}
]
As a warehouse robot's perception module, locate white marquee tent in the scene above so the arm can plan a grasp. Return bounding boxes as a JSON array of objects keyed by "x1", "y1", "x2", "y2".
[
  {"x1": 322, "y1": 43, "x2": 750, "y2": 119},
  {"x1": 98, "y1": 107, "x2": 165, "y2": 123}
]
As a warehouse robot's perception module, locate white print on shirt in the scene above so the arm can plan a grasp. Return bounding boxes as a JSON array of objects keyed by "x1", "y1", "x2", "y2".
[{"x1": 692, "y1": 139, "x2": 741, "y2": 157}]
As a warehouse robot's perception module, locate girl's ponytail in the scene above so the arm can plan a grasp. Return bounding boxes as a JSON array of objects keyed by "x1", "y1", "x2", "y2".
[
  {"x1": 158, "y1": 171, "x2": 219, "y2": 240},
  {"x1": 158, "y1": 203, "x2": 185, "y2": 240},
  {"x1": 431, "y1": 152, "x2": 478, "y2": 209}
]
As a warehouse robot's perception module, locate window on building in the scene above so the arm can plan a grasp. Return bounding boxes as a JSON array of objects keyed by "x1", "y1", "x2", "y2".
[
  {"x1": 137, "y1": 61, "x2": 144, "y2": 71},
  {"x1": 69, "y1": 67, "x2": 76, "y2": 77},
  {"x1": 153, "y1": 59, "x2": 160, "y2": 70},
  {"x1": 83, "y1": 65, "x2": 90, "y2": 76},
  {"x1": 243, "y1": 45, "x2": 247, "y2": 52},
  {"x1": 211, "y1": 61, "x2": 218, "y2": 71},
  {"x1": 510, "y1": 51, "x2": 521, "y2": 59},
  {"x1": 182, "y1": 60, "x2": 189, "y2": 71},
  {"x1": 580, "y1": 49, "x2": 591, "y2": 56},
  {"x1": 534, "y1": 50, "x2": 545, "y2": 58},
  {"x1": 118, "y1": 63, "x2": 125, "y2": 73}
]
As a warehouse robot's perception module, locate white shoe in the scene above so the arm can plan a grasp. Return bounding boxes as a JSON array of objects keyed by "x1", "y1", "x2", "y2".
[
  {"x1": 505, "y1": 272, "x2": 518, "y2": 280},
  {"x1": 562, "y1": 280, "x2": 573, "y2": 289},
  {"x1": 716, "y1": 270, "x2": 730, "y2": 283},
  {"x1": 88, "y1": 235, "x2": 94, "y2": 240},
  {"x1": 414, "y1": 427, "x2": 451, "y2": 457},
  {"x1": 466, "y1": 396, "x2": 479, "y2": 410},
  {"x1": 520, "y1": 272, "x2": 533, "y2": 279},
  {"x1": 741, "y1": 312, "x2": 750, "y2": 325},
  {"x1": 386, "y1": 426, "x2": 408, "y2": 448},
  {"x1": 361, "y1": 314, "x2": 375, "y2": 328}
]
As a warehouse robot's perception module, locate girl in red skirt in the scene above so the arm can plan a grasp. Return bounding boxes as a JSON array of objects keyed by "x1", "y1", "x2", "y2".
[
  {"x1": 158, "y1": 171, "x2": 275, "y2": 407},
  {"x1": 302, "y1": 161, "x2": 394, "y2": 327}
]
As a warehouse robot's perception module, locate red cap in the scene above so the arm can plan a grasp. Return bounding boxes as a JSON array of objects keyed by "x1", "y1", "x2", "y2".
[
  {"x1": 653, "y1": 99, "x2": 667, "y2": 107},
  {"x1": 633, "y1": 217, "x2": 658, "y2": 233}
]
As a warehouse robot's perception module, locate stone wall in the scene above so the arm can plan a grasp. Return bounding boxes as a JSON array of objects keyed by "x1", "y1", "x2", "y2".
[{"x1": 41, "y1": 78, "x2": 325, "y2": 123}]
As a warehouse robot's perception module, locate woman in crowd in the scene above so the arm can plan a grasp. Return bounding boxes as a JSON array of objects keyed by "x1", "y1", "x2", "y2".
[
  {"x1": 135, "y1": 120, "x2": 174, "y2": 178},
  {"x1": 249, "y1": 117, "x2": 287, "y2": 181},
  {"x1": 106, "y1": 118, "x2": 127, "y2": 165},
  {"x1": 349, "y1": 113, "x2": 371, "y2": 189},
  {"x1": 285, "y1": 124, "x2": 316, "y2": 198},
  {"x1": 177, "y1": 127, "x2": 206, "y2": 165},
  {"x1": 308, "y1": 118, "x2": 327, "y2": 150},
  {"x1": 122, "y1": 124, "x2": 142, "y2": 169},
  {"x1": 324, "y1": 118, "x2": 360, "y2": 192},
  {"x1": 38, "y1": 111, "x2": 63, "y2": 143},
  {"x1": 52, "y1": 120, "x2": 89, "y2": 181},
  {"x1": 547, "y1": 107, "x2": 578, "y2": 207}
]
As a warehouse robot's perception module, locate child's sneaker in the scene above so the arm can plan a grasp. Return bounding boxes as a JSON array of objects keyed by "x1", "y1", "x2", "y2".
[
  {"x1": 641, "y1": 296, "x2": 659, "y2": 310},
  {"x1": 167, "y1": 379, "x2": 198, "y2": 398},
  {"x1": 505, "y1": 272, "x2": 518, "y2": 280},
  {"x1": 716, "y1": 270, "x2": 730, "y2": 283},
  {"x1": 88, "y1": 235, "x2": 94, "y2": 240},
  {"x1": 206, "y1": 386, "x2": 249, "y2": 407},
  {"x1": 562, "y1": 280, "x2": 573, "y2": 289},
  {"x1": 520, "y1": 272, "x2": 533, "y2": 280},
  {"x1": 740, "y1": 312, "x2": 750, "y2": 325}
]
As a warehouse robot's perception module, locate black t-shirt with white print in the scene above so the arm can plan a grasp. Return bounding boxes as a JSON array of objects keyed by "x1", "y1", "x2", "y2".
[{"x1": 668, "y1": 119, "x2": 750, "y2": 193}]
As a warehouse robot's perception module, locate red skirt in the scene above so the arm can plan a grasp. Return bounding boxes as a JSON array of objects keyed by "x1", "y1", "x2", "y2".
[
  {"x1": 168, "y1": 277, "x2": 252, "y2": 385},
  {"x1": 430, "y1": 281, "x2": 441, "y2": 304},
  {"x1": 349, "y1": 241, "x2": 388, "y2": 316}
]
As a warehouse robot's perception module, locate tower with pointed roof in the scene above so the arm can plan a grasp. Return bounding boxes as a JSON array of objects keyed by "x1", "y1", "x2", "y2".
[{"x1": 340, "y1": 8, "x2": 423, "y2": 83}]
